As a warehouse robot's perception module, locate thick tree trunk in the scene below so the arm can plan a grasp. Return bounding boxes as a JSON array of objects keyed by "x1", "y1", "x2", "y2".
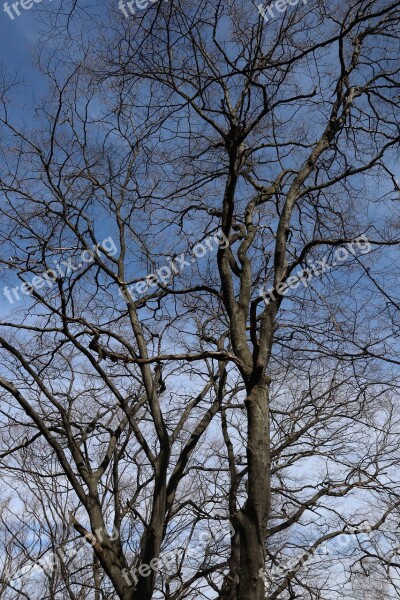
[
  {"x1": 131, "y1": 456, "x2": 169, "y2": 600},
  {"x1": 238, "y1": 379, "x2": 270, "y2": 600},
  {"x1": 223, "y1": 379, "x2": 270, "y2": 600}
]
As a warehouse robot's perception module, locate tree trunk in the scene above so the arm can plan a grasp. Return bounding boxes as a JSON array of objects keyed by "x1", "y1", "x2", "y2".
[
  {"x1": 132, "y1": 456, "x2": 168, "y2": 600},
  {"x1": 240, "y1": 379, "x2": 270, "y2": 600},
  {"x1": 223, "y1": 378, "x2": 270, "y2": 600}
]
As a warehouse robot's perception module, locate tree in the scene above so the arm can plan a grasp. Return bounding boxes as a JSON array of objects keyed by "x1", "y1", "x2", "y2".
[{"x1": 0, "y1": 0, "x2": 399, "y2": 599}]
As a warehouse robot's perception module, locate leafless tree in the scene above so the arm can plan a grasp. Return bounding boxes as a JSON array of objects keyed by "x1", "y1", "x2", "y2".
[{"x1": 0, "y1": 0, "x2": 399, "y2": 599}]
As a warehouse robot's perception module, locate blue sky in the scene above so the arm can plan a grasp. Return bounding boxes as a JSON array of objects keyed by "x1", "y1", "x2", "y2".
[{"x1": 1, "y1": 2, "x2": 38, "y2": 68}]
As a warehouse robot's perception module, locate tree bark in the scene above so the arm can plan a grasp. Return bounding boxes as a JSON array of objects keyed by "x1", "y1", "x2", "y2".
[
  {"x1": 227, "y1": 378, "x2": 270, "y2": 600},
  {"x1": 132, "y1": 457, "x2": 168, "y2": 600}
]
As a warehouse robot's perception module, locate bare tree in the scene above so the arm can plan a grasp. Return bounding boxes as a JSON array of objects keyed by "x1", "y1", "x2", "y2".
[{"x1": 0, "y1": 1, "x2": 399, "y2": 599}]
